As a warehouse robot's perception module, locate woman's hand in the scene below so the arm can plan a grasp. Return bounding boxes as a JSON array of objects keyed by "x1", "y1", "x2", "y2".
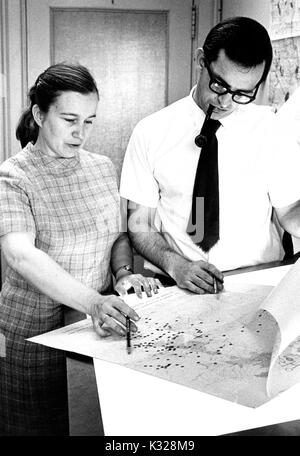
[
  {"x1": 91, "y1": 294, "x2": 140, "y2": 338},
  {"x1": 114, "y1": 274, "x2": 162, "y2": 298}
]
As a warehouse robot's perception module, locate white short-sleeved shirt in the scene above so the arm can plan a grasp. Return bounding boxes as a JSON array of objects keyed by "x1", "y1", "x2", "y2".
[{"x1": 120, "y1": 88, "x2": 300, "y2": 272}]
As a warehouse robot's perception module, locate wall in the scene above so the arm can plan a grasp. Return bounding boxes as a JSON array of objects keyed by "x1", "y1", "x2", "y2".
[
  {"x1": 0, "y1": 0, "x2": 27, "y2": 163},
  {"x1": 0, "y1": 0, "x2": 8, "y2": 163},
  {"x1": 191, "y1": 0, "x2": 216, "y2": 85},
  {"x1": 195, "y1": 0, "x2": 271, "y2": 51},
  {"x1": 195, "y1": 0, "x2": 216, "y2": 48},
  {"x1": 222, "y1": 0, "x2": 270, "y2": 28}
]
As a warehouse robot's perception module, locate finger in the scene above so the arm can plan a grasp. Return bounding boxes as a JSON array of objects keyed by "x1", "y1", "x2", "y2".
[
  {"x1": 110, "y1": 297, "x2": 141, "y2": 324},
  {"x1": 139, "y1": 276, "x2": 153, "y2": 297},
  {"x1": 128, "y1": 275, "x2": 146, "y2": 298},
  {"x1": 131, "y1": 274, "x2": 153, "y2": 297},
  {"x1": 190, "y1": 274, "x2": 215, "y2": 293},
  {"x1": 100, "y1": 296, "x2": 139, "y2": 330},
  {"x1": 102, "y1": 305, "x2": 128, "y2": 328},
  {"x1": 114, "y1": 283, "x2": 128, "y2": 296},
  {"x1": 92, "y1": 318, "x2": 111, "y2": 338},
  {"x1": 194, "y1": 269, "x2": 215, "y2": 286},
  {"x1": 133, "y1": 286, "x2": 143, "y2": 299},
  {"x1": 217, "y1": 279, "x2": 224, "y2": 292},
  {"x1": 101, "y1": 315, "x2": 127, "y2": 337},
  {"x1": 154, "y1": 278, "x2": 163, "y2": 288},
  {"x1": 149, "y1": 278, "x2": 160, "y2": 294},
  {"x1": 201, "y1": 262, "x2": 224, "y2": 282},
  {"x1": 182, "y1": 281, "x2": 205, "y2": 294},
  {"x1": 104, "y1": 305, "x2": 139, "y2": 333}
]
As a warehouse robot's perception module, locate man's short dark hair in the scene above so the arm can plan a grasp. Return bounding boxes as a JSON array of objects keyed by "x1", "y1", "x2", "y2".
[{"x1": 203, "y1": 16, "x2": 273, "y2": 83}]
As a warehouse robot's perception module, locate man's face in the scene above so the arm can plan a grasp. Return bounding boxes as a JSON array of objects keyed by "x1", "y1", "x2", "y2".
[{"x1": 194, "y1": 49, "x2": 265, "y2": 120}]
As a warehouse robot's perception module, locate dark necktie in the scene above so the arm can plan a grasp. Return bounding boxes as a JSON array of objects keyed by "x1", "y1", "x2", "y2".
[{"x1": 187, "y1": 118, "x2": 221, "y2": 252}]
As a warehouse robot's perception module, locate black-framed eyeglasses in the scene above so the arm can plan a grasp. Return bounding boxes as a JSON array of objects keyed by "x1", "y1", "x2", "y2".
[{"x1": 204, "y1": 59, "x2": 260, "y2": 105}]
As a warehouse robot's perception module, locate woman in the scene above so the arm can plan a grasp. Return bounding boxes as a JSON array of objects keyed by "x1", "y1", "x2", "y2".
[{"x1": 0, "y1": 63, "x2": 159, "y2": 435}]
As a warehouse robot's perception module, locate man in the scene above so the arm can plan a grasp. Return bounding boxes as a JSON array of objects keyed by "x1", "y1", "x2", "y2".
[{"x1": 120, "y1": 17, "x2": 300, "y2": 294}]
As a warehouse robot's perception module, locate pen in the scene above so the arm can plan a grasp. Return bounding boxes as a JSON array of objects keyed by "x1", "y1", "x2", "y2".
[
  {"x1": 208, "y1": 253, "x2": 218, "y2": 295},
  {"x1": 213, "y1": 277, "x2": 218, "y2": 294},
  {"x1": 126, "y1": 316, "x2": 132, "y2": 354}
]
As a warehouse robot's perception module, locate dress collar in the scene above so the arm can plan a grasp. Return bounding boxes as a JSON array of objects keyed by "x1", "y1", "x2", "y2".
[{"x1": 26, "y1": 142, "x2": 81, "y2": 174}]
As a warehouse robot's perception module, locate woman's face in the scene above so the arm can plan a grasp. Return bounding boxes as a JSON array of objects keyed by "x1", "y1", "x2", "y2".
[{"x1": 34, "y1": 90, "x2": 99, "y2": 157}]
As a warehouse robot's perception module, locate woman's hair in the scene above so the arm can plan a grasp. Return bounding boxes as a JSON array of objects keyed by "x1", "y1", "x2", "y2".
[
  {"x1": 203, "y1": 16, "x2": 273, "y2": 84},
  {"x1": 16, "y1": 63, "x2": 99, "y2": 148}
]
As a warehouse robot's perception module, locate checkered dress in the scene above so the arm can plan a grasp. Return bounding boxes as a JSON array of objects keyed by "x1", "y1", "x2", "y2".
[{"x1": 0, "y1": 143, "x2": 119, "y2": 435}]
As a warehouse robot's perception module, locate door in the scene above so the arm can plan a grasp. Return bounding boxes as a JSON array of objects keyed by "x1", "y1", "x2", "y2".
[{"x1": 27, "y1": 0, "x2": 193, "y2": 175}]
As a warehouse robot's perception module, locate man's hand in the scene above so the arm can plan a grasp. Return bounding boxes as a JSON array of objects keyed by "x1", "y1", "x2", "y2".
[
  {"x1": 91, "y1": 295, "x2": 140, "y2": 337},
  {"x1": 169, "y1": 256, "x2": 224, "y2": 294},
  {"x1": 114, "y1": 274, "x2": 162, "y2": 299}
]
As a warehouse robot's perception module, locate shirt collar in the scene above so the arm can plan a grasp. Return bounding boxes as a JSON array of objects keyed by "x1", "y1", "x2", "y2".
[{"x1": 187, "y1": 86, "x2": 205, "y2": 127}]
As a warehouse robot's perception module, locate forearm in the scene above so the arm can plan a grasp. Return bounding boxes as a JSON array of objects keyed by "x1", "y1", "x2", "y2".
[
  {"x1": 4, "y1": 243, "x2": 102, "y2": 314},
  {"x1": 110, "y1": 233, "x2": 133, "y2": 280},
  {"x1": 127, "y1": 205, "x2": 223, "y2": 294},
  {"x1": 129, "y1": 229, "x2": 186, "y2": 277},
  {"x1": 127, "y1": 202, "x2": 190, "y2": 278}
]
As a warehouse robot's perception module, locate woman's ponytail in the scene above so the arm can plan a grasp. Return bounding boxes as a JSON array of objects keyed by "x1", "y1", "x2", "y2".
[{"x1": 16, "y1": 86, "x2": 39, "y2": 148}]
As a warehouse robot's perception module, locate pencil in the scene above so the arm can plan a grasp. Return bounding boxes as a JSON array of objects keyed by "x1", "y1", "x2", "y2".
[
  {"x1": 126, "y1": 316, "x2": 132, "y2": 354},
  {"x1": 207, "y1": 253, "x2": 218, "y2": 295},
  {"x1": 213, "y1": 277, "x2": 218, "y2": 294}
]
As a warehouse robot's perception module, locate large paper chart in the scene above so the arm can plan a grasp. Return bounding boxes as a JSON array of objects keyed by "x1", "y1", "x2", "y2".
[{"x1": 28, "y1": 261, "x2": 300, "y2": 408}]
